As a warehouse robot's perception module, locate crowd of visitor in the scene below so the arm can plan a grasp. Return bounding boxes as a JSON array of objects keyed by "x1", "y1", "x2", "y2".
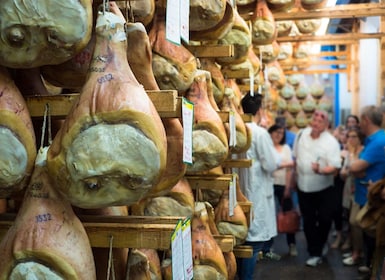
[{"x1": 235, "y1": 91, "x2": 385, "y2": 280}]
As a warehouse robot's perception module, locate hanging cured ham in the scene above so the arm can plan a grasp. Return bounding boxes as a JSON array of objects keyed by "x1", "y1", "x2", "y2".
[
  {"x1": 40, "y1": 33, "x2": 96, "y2": 91},
  {"x1": 126, "y1": 248, "x2": 162, "y2": 280},
  {"x1": 216, "y1": 8, "x2": 252, "y2": 66},
  {"x1": 192, "y1": 202, "x2": 228, "y2": 279},
  {"x1": 149, "y1": 9, "x2": 197, "y2": 94},
  {"x1": 0, "y1": 66, "x2": 36, "y2": 198},
  {"x1": 47, "y1": 6, "x2": 167, "y2": 209},
  {"x1": 189, "y1": 0, "x2": 227, "y2": 32},
  {"x1": 190, "y1": 1, "x2": 235, "y2": 41},
  {"x1": 131, "y1": 177, "x2": 195, "y2": 217},
  {"x1": 0, "y1": 147, "x2": 96, "y2": 279},
  {"x1": 204, "y1": 202, "x2": 237, "y2": 280},
  {"x1": 75, "y1": 206, "x2": 129, "y2": 280},
  {"x1": 115, "y1": 0, "x2": 155, "y2": 26},
  {"x1": 125, "y1": 20, "x2": 186, "y2": 197},
  {"x1": 0, "y1": 0, "x2": 92, "y2": 68},
  {"x1": 220, "y1": 81, "x2": 251, "y2": 154},
  {"x1": 184, "y1": 70, "x2": 229, "y2": 173},
  {"x1": 215, "y1": 189, "x2": 248, "y2": 245},
  {"x1": 251, "y1": 0, "x2": 277, "y2": 45},
  {"x1": 200, "y1": 58, "x2": 225, "y2": 105}
]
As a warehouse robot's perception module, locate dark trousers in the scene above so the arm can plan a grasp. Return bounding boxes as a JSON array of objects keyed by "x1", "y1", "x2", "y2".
[
  {"x1": 297, "y1": 186, "x2": 335, "y2": 256},
  {"x1": 332, "y1": 175, "x2": 344, "y2": 231},
  {"x1": 236, "y1": 240, "x2": 265, "y2": 280},
  {"x1": 274, "y1": 185, "x2": 296, "y2": 245}
]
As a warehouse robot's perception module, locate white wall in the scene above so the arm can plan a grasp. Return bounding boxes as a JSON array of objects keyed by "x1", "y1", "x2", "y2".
[{"x1": 358, "y1": 16, "x2": 380, "y2": 110}]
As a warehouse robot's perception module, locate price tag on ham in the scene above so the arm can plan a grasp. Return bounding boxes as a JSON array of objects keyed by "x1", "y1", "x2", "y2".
[
  {"x1": 180, "y1": 0, "x2": 190, "y2": 43},
  {"x1": 229, "y1": 111, "x2": 236, "y2": 147},
  {"x1": 166, "y1": 0, "x2": 181, "y2": 45},
  {"x1": 171, "y1": 219, "x2": 184, "y2": 280},
  {"x1": 182, "y1": 218, "x2": 193, "y2": 280},
  {"x1": 182, "y1": 98, "x2": 194, "y2": 164}
]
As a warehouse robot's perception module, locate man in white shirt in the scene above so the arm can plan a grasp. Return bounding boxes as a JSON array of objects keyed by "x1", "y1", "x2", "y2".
[
  {"x1": 236, "y1": 92, "x2": 280, "y2": 279},
  {"x1": 293, "y1": 110, "x2": 342, "y2": 267}
]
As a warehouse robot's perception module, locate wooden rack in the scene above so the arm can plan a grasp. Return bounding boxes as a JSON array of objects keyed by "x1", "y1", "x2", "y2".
[{"x1": 25, "y1": 90, "x2": 180, "y2": 119}]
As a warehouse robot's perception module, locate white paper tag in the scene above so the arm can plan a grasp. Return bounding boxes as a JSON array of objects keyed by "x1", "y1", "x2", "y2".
[
  {"x1": 229, "y1": 111, "x2": 236, "y2": 147},
  {"x1": 182, "y1": 219, "x2": 193, "y2": 279},
  {"x1": 171, "y1": 220, "x2": 184, "y2": 280},
  {"x1": 249, "y1": 69, "x2": 254, "y2": 96},
  {"x1": 229, "y1": 179, "x2": 235, "y2": 217},
  {"x1": 166, "y1": 0, "x2": 181, "y2": 45},
  {"x1": 182, "y1": 98, "x2": 194, "y2": 164},
  {"x1": 180, "y1": 0, "x2": 190, "y2": 43}
]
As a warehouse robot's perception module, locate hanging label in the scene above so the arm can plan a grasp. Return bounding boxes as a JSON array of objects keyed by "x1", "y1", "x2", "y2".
[
  {"x1": 249, "y1": 69, "x2": 254, "y2": 96},
  {"x1": 182, "y1": 97, "x2": 194, "y2": 164},
  {"x1": 182, "y1": 218, "x2": 193, "y2": 279},
  {"x1": 229, "y1": 111, "x2": 236, "y2": 147},
  {"x1": 180, "y1": 0, "x2": 190, "y2": 43},
  {"x1": 166, "y1": 0, "x2": 181, "y2": 45},
  {"x1": 229, "y1": 177, "x2": 235, "y2": 217},
  {"x1": 171, "y1": 220, "x2": 184, "y2": 280}
]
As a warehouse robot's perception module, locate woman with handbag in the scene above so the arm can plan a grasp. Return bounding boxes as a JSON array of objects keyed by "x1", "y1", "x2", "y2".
[
  {"x1": 269, "y1": 123, "x2": 298, "y2": 256},
  {"x1": 339, "y1": 127, "x2": 365, "y2": 267}
]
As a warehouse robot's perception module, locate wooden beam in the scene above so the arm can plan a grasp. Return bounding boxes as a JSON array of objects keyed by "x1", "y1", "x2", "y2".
[
  {"x1": 283, "y1": 68, "x2": 348, "y2": 75},
  {"x1": 25, "y1": 90, "x2": 180, "y2": 119},
  {"x1": 222, "y1": 68, "x2": 250, "y2": 79},
  {"x1": 186, "y1": 45, "x2": 234, "y2": 58},
  {"x1": 276, "y1": 33, "x2": 385, "y2": 43},
  {"x1": 186, "y1": 174, "x2": 233, "y2": 190},
  {"x1": 311, "y1": 51, "x2": 348, "y2": 57},
  {"x1": 241, "y1": 3, "x2": 385, "y2": 21}
]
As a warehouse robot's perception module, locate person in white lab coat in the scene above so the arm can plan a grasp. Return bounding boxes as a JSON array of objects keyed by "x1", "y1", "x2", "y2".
[{"x1": 236, "y1": 92, "x2": 280, "y2": 280}]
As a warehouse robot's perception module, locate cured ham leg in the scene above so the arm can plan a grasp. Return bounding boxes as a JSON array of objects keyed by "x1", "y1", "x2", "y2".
[
  {"x1": 192, "y1": 202, "x2": 228, "y2": 279},
  {"x1": 126, "y1": 248, "x2": 162, "y2": 280},
  {"x1": 149, "y1": 9, "x2": 197, "y2": 94},
  {"x1": 185, "y1": 70, "x2": 228, "y2": 173},
  {"x1": 0, "y1": 0, "x2": 93, "y2": 68},
  {"x1": 75, "y1": 206, "x2": 129, "y2": 280},
  {"x1": 215, "y1": 189, "x2": 248, "y2": 245},
  {"x1": 0, "y1": 66, "x2": 36, "y2": 198},
  {"x1": 47, "y1": 6, "x2": 167, "y2": 208},
  {"x1": 251, "y1": 0, "x2": 277, "y2": 45},
  {"x1": 0, "y1": 147, "x2": 96, "y2": 279},
  {"x1": 125, "y1": 21, "x2": 186, "y2": 197},
  {"x1": 220, "y1": 80, "x2": 251, "y2": 154},
  {"x1": 131, "y1": 177, "x2": 194, "y2": 217}
]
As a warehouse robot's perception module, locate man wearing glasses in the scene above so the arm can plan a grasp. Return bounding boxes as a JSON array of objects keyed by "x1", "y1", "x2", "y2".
[{"x1": 292, "y1": 110, "x2": 342, "y2": 267}]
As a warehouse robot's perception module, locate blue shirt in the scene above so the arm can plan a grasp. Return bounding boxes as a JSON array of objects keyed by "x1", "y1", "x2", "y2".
[
  {"x1": 285, "y1": 129, "x2": 296, "y2": 150},
  {"x1": 354, "y1": 129, "x2": 385, "y2": 206}
]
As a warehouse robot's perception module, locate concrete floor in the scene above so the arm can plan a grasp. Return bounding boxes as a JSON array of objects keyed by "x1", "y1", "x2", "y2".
[{"x1": 252, "y1": 231, "x2": 370, "y2": 280}]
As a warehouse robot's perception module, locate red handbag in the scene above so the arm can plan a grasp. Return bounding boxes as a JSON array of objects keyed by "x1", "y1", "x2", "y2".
[{"x1": 277, "y1": 209, "x2": 300, "y2": 234}]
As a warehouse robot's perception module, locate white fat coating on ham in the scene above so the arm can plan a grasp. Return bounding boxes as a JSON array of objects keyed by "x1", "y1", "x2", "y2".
[
  {"x1": 67, "y1": 123, "x2": 160, "y2": 184},
  {"x1": 9, "y1": 262, "x2": 64, "y2": 280},
  {"x1": 0, "y1": 0, "x2": 91, "y2": 67},
  {"x1": 0, "y1": 127, "x2": 27, "y2": 186}
]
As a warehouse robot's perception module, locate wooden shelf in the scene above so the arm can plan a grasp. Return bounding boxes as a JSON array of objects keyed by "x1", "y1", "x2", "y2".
[
  {"x1": 213, "y1": 234, "x2": 235, "y2": 253},
  {"x1": 233, "y1": 245, "x2": 253, "y2": 258},
  {"x1": 0, "y1": 214, "x2": 235, "y2": 252},
  {"x1": 25, "y1": 90, "x2": 180, "y2": 119},
  {"x1": 222, "y1": 68, "x2": 250, "y2": 79},
  {"x1": 240, "y1": 3, "x2": 385, "y2": 21},
  {"x1": 222, "y1": 159, "x2": 252, "y2": 168},
  {"x1": 186, "y1": 174, "x2": 233, "y2": 190},
  {"x1": 186, "y1": 45, "x2": 234, "y2": 58}
]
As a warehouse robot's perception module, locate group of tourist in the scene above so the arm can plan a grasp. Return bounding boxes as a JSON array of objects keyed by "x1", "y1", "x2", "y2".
[{"x1": 235, "y1": 91, "x2": 385, "y2": 280}]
